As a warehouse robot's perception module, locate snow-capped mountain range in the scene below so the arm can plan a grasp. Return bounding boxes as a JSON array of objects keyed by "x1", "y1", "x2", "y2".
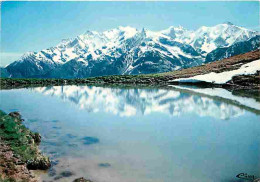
[{"x1": 4, "y1": 22, "x2": 260, "y2": 78}]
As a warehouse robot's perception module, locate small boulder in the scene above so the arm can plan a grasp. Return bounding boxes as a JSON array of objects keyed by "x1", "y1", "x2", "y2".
[
  {"x1": 8, "y1": 112, "x2": 24, "y2": 123},
  {"x1": 27, "y1": 155, "x2": 51, "y2": 170},
  {"x1": 60, "y1": 170, "x2": 74, "y2": 177},
  {"x1": 31, "y1": 132, "x2": 41, "y2": 145},
  {"x1": 73, "y1": 177, "x2": 93, "y2": 182}
]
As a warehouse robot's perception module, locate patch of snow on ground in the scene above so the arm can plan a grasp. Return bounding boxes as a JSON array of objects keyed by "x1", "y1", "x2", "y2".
[{"x1": 172, "y1": 59, "x2": 260, "y2": 84}]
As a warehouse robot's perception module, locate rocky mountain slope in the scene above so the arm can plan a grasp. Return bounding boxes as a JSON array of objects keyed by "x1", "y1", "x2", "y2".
[
  {"x1": 2, "y1": 23, "x2": 259, "y2": 78},
  {"x1": 53, "y1": 50, "x2": 260, "y2": 89},
  {"x1": 205, "y1": 35, "x2": 260, "y2": 63},
  {"x1": 1, "y1": 50, "x2": 259, "y2": 90}
]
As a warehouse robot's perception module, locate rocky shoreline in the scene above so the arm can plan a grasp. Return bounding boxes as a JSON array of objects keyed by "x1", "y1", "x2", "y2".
[
  {"x1": 0, "y1": 111, "x2": 51, "y2": 181},
  {"x1": 0, "y1": 111, "x2": 95, "y2": 182}
]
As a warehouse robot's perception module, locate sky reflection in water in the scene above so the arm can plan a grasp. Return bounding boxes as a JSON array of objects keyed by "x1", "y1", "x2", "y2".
[{"x1": 0, "y1": 85, "x2": 259, "y2": 182}]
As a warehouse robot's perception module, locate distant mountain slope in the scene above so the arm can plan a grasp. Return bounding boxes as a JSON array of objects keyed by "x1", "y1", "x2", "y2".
[
  {"x1": 1, "y1": 50, "x2": 260, "y2": 90},
  {"x1": 0, "y1": 68, "x2": 10, "y2": 78},
  {"x1": 205, "y1": 35, "x2": 260, "y2": 63},
  {"x1": 163, "y1": 50, "x2": 260, "y2": 78},
  {"x1": 4, "y1": 23, "x2": 259, "y2": 78}
]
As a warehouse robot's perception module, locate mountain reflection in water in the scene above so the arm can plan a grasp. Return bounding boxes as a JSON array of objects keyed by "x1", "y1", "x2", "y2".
[
  {"x1": 1, "y1": 85, "x2": 260, "y2": 182},
  {"x1": 32, "y1": 85, "x2": 260, "y2": 120}
]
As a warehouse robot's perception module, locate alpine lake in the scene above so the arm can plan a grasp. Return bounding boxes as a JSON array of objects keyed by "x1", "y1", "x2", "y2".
[{"x1": 0, "y1": 84, "x2": 259, "y2": 182}]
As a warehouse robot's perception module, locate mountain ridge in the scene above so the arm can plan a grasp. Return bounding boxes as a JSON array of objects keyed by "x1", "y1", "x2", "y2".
[
  {"x1": 3, "y1": 23, "x2": 259, "y2": 78},
  {"x1": 1, "y1": 50, "x2": 259, "y2": 90}
]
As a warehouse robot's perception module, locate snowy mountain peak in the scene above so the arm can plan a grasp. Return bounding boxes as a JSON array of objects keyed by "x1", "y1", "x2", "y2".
[
  {"x1": 5, "y1": 23, "x2": 259, "y2": 78},
  {"x1": 187, "y1": 23, "x2": 259, "y2": 53},
  {"x1": 20, "y1": 52, "x2": 35, "y2": 60},
  {"x1": 118, "y1": 26, "x2": 138, "y2": 37},
  {"x1": 161, "y1": 25, "x2": 188, "y2": 40}
]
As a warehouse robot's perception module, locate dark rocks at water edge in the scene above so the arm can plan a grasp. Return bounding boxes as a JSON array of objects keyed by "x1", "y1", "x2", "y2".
[
  {"x1": 26, "y1": 155, "x2": 51, "y2": 170},
  {"x1": 73, "y1": 177, "x2": 94, "y2": 182},
  {"x1": 50, "y1": 171, "x2": 94, "y2": 182},
  {"x1": 53, "y1": 171, "x2": 75, "y2": 180},
  {"x1": 0, "y1": 110, "x2": 51, "y2": 181},
  {"x1": 8, "y1": 111, "x2": 24, "y2": 122},
  {"x1": 31, "y1": 132, "x2": 42, "y2": 145},
  {"x1": 60, "y1": 171, "x2": 74, "y2": 177}
]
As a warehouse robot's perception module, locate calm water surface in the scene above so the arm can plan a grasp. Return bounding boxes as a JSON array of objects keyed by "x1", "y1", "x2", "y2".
[{"x1": 0, "y1": 85, "x2": 259, "y2": 182}]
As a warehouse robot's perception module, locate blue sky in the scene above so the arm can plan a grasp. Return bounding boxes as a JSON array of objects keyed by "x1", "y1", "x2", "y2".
[{"x1": 1, "y1": 1, "x2": 259, "y2": 66}]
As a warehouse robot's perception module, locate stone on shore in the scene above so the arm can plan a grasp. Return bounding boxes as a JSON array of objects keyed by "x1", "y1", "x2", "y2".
[{"x1": 73, "y1": 177, "x2": 93, "y2": 182}]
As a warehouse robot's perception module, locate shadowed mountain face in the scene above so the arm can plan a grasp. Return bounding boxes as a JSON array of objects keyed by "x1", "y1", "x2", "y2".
[
  {"x1": 3, "y1": 23, "x2": 259, "y2": 78},
  {"x1": 205, "y1": 35, "x2": 260, "y2": 63},
  {"x1": 32, "y1": 85, "x2": 260, "y2": 120}
]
